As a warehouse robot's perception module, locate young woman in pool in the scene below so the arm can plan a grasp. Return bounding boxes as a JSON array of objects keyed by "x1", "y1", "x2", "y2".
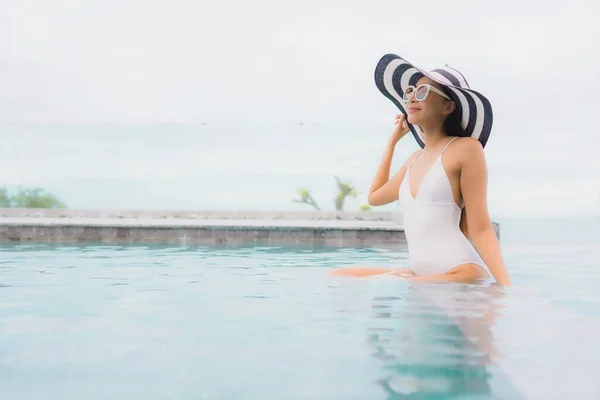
[{"x1": 332, "y1": 55, "x2": 511, "y2": 286}]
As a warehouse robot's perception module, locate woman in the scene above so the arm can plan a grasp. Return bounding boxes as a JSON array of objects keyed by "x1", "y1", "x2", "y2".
[{"x1": 332, "y1": 54, "x2": 510, "y2": 286}]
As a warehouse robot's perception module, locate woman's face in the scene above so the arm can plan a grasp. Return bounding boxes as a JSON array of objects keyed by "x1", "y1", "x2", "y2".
[{"x1": 406, "y1": 77, "x2": 454, "y2": 127}]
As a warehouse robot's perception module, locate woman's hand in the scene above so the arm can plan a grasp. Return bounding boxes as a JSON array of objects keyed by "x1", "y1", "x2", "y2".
[
  {"x1": 392, "y1": 269, "x2": 416, "y2": 278},
  {"x1": 392, "y1": 113, "x2": 410, "y2": 144}
]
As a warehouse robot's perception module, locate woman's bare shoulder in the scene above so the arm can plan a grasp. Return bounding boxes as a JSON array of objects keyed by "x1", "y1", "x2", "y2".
[
  {"x1": 451, "y1": 137, "x2": 485, "y2": 166},
  {"x1": 454, "y1": 137, "x2": 484, "y2": 153}
]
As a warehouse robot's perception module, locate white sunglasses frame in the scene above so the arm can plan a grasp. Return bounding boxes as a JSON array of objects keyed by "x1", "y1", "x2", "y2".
[{"x1": 403, "y1": 84, "x2": 452, "y2": 102}]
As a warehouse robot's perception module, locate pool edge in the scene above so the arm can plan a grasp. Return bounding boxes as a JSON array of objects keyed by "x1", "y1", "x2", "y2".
[{"x1": 0, "y1": 209, "x2": 499, "y2": 247}]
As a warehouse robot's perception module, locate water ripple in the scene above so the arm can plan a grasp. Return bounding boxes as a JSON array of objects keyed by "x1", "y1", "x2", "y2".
[{"x1": 0, "y1": 242, "x2": 598, "y2": 399}]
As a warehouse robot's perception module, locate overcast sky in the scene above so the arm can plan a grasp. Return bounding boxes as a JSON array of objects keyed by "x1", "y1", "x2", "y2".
[
  {"x1": 1, "y1": 0, "x2": 600, "y2": 216},
  {"x1": 1, "y1": 0, "x2": 599, "y2": 129}
]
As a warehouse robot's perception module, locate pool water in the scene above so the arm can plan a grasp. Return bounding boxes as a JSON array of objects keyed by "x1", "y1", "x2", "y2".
[{"x1": 1, "y1": 221, "x2": 600, "y2": 399}]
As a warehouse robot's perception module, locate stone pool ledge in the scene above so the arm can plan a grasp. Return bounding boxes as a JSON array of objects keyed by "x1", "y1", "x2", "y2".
[{"x1": 0, "y1": 209, "x2": 499, "y2": 247}]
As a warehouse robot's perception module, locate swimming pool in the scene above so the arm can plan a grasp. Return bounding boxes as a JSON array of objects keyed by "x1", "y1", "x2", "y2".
[{"x1": 1, "y1": 228, "x2": 599, "y2": 399}]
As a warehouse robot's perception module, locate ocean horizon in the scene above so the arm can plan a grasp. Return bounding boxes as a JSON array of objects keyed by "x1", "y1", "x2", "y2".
[{"x1": 2, "y1": 121, "x2": 599, "y2": 219}]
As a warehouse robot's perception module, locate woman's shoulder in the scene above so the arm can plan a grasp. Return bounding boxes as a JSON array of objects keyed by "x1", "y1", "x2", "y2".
[
  {"x1": 451, "y1": 137, "x2": 486, "y2": 167},
  {"x1": 453, "y1": 136, "x2": 483, "y2": 151}
]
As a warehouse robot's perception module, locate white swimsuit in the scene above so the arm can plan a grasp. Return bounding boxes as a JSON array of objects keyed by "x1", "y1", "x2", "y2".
[{"x1": 398, "y1": 137, "x2": 492, "y2": 279}]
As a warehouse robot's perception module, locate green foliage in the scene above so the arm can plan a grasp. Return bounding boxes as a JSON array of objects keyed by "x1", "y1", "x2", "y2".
[
  {"x1": 293, "y1": 176, "x2": 371, "y2": 212},
  {"x1": 334, "y1": 176, "x2": 358, "y2": 211},
  {"x1": 0, "y1": 188, "x2": 11, "y2": 208},
  {"x1": 0, "y1": 187, "x2": 67, "y2": 209},
  {"x1": 293, "y1": 188, "x2": 320, "y2": 211}
]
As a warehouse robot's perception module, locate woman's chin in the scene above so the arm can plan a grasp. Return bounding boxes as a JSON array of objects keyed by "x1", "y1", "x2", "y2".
[{"x1": 407, "y1": 115, "x2": 421, "y2": 125}]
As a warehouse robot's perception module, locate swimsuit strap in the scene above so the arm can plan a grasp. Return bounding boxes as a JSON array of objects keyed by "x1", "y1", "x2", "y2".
[
  {"x1": 408, "y1": 151, "x2": 422, "y2": 169},
  {"x1": 441, "y1": 136, "x2": 459, "y2": 155}
]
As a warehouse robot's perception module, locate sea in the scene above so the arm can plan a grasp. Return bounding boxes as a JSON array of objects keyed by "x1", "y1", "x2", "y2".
[{"x1": 1, "y1": 121, "x2": 599, "y2": 219}]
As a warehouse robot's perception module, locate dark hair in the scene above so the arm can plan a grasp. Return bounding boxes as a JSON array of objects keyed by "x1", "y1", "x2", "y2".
[{"x1": 441, "y1": 86, "x2": 468, "y2": 138}]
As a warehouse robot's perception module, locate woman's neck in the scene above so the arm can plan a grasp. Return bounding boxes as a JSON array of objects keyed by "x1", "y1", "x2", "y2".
[{"x1": 421, "y1": 126, "x2": 450, "y2": 148}]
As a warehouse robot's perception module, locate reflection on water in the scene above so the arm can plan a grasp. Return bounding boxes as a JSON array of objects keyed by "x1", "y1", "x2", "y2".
[
  {"x1": 365, "y1": 283, "x2": 522, "y2": 399},
  {"x1": 1, "y1": 243, "x2": 599, "y2": 399}
]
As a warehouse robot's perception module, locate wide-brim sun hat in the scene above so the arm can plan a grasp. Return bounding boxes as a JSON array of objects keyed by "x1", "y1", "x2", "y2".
[{"x1": 374, "y1": 53, "x2": 493, "y2": 148}]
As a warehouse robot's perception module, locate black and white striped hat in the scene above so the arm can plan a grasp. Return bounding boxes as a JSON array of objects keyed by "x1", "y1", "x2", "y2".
[{"x1": 374, "y1": 53, "x2": 493, "y2": 148}]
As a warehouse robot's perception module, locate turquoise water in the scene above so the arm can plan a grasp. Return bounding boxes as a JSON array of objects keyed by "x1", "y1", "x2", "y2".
[{"x1": 1, "y1": 219, "x2": 599, "y2": 399}]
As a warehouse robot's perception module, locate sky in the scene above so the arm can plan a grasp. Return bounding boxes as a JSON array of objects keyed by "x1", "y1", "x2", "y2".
[
  {"x1": 1, "y1": 0, "x2": 599, "y2": 217},
  {"x1": 1, "y1": 0, "x2": 598, "y2": 126}
]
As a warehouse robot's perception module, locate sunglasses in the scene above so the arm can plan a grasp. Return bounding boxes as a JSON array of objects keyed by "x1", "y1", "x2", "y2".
[{"x1": 403, "y1": 84, "x2": 452, "y2": 102}]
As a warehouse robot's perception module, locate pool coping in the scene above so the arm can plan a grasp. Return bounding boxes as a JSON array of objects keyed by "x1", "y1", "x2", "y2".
[{"x1": 0, "y1": 209, "x2": 499, "y2": 247}]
